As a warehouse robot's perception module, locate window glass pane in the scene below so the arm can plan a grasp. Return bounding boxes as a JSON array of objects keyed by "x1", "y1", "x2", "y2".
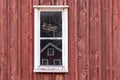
[
  {"x1": 42, "y1": 59, "x2": 48, "y2": 65},
  {"x1": 47, "y1": 48, "x2": 54, "y2": 56},
  {"x1": 40, "y1": 40, "x2": 62, "y2": 65},
  {"x1": 40, "y1": 12, "x2": 62, "y2": 37},
  {"x1": 54, "y1": 60, "x2": 61, "y2": 65}
]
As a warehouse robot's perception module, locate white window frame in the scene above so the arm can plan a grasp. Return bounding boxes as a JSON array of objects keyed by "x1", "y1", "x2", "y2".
[
  {"x1": 54, "y1": 59, "x2": 61, "y2": 65},
  {"x1": 47, "y1": 48, "x2": 54, "y2": 56},
  {"x1": 34, "y1": 5, "x2": 69, "y2": 73},
  {"x1": 42, "y1": 59, "x2": 48, "y2": 65}
]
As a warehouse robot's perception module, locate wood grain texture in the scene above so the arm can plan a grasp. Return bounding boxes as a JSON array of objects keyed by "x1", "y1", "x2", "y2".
[
  {"x1": 0, "y1": 0, "x2": 7, "y2": 80},
  {"x1": 67, "y1": 0, "x2": 78, "y2": 80},
  {"x1": 10, "y1": 0, "x2": 18, "y2": 80},
  {"x1": 89, "y1": 0, "x2": 101, "y2": 80},
  {"x1": 113, "y1": 0, "x2": 120, "y2": 80},
  {"x1": 1, "y1": 0, "x2": 120, "y2": 80},
  {"x1": 7, "y1": 0, "x2": 12, "y2": 80},
  {"x1": 101, "y1": 0, "x2": 113, "y2": 80},
  {"x1": 21, "y1": 0, "x2": 31, "y2": 80},
  {"x1": 77, "y1": 0, "x2": 90, "y2": 80}
]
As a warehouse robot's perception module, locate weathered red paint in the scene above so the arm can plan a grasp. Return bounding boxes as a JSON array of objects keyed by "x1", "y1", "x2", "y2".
[{"x1": 1, "y1": 0, "x2": 120, "y2": 80}]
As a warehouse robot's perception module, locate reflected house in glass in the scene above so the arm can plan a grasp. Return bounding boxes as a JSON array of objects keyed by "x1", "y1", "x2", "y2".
[
  {"x1": 40, "y1": 12, "x2": 62, "y2": 37},
  {"x1": 40, "y1": 11, "x2": 62, "y2": 66},
  {"x1": 34, "y1": 6, "x2": 68, "y2": 72},
  {"x1": 40, "y1": 42, "x2": 62, "y2": 65}
]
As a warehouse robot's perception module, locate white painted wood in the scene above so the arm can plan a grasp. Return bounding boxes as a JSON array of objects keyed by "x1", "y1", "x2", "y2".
[
  {"x1": 33, "y1": 5, "x2": 69, "y2": 9},
  {"x1": 34, "y1": 8, "x2": 40, "y2": 69},
  {"x1": 64, "y1": 8, "x2": 68, "y2": 71},
  {"x1": 34, "y1": 66, "x2": 68, "y2": 73},
  {"x1": 34, "y1": 5, "x2": 69, "y2": 73},
  {"x1": 40, "y1": 37, "x2": 62, "y2": 40}
]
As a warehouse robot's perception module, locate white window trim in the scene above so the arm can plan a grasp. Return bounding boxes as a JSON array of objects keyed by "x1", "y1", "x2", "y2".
[
  {"x1": 34, "y1": 5, "x2": 69, "y2": 73},
  {"x1": 47, "y1": 48, "x2": 54, "y2": 56},
  {"x1": 54, "y1": 59, "x2": 61, "y2": 65},
  {"x1": 42, "y1": 59, "x2": 48, "y2": 65}
]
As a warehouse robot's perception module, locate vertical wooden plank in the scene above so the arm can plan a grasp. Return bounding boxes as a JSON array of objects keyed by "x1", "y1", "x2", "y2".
[
  {"x1": 0, "y1": 1, "x2": 2, "y2": 79},
  {"x1": 89, "y1": 0, "x2": 101, "y2": 80},
  {"x1": 21, "y1": 0, "x2": 30, "y2": 80},
  {"x1": 77, "y1": 0, "x2": 90, "y2": 80},
  {"x1": 109, "y1": 1, "x2": 113, "y2": 80},
  {"x1": 113, "y1": 0, "x2": 120, "y2": 80},
  {"x1": 101, "y1": 0, "x2": 113, "y2": 80},
  {"x1": 67, "y1": 0, "x2": 77, "y2": 80},
  {"x1": 0, "y1": 0, "x2": 8, "y2": 80},
  {"x1": 30, "y1": 0, "x2": 34, "y2": 80},
  {"x1": 74, "y1": 0, "x2": 78, "y2": 80},
  {"x1": 10, "y1": 0, "x2": 18, "y2": 80},
  {"x1": 17, "y1": 0, "x2": 22, "y2": 80},
  {"x1": 86, "y1": 0, "x2": 90, "y2": 80},
  {"x1": 7, "y1": 0, "x2": 12, "y2": 80},
  {"x1": 0, "y1": 1, "x2": 2, "y2": 80}
]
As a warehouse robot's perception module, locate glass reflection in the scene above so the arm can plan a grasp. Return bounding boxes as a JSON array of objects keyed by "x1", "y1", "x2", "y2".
[
  {"x1": 40, "y1": 12, "x2": 62, "y2": 37},
  {"x1": 40, "y1": 40, "x2": 62, "y2": 65}
]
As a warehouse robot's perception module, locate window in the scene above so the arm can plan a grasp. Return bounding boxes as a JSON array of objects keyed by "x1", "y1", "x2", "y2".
[
  {"x1": 54, "y1": 59, "x2": 61, "y2": 65},
  {"x1": 42, "y1": 59, "x2": 48, "y2": 65},
  {"x1": 34, "y1": 5, "x2": 69, "y2": 72},
  {"x1": 47, "y1": 48, "x2": 54, "y2": 56}
]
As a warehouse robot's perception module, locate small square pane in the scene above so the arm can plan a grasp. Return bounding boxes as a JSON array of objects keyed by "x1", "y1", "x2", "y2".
[
  {"x1": 47, "y1": 48, "x2": 54, "y2": 56},
  {"x1": 40, "y1": 11, "x2": 62, "y2": 37},
  {"x1": 54, "y1": 60, "x2": 61, "y2": 65},
  {"x1": 42, "y1": 59, "x2": 48, "y2": 65},
  {"x1": 40, "y1": 40, "x2": 62, "y2": 65}
]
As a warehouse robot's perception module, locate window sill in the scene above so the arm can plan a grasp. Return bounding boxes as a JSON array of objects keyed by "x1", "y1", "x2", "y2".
[{"x1": 34, "y1": 66, "x2": 68, "y2": 73}]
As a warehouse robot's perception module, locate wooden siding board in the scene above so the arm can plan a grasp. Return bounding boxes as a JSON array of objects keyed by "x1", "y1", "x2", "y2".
[
  {"x1": 21, "y1": 0, "x2": 30, "y2": 79},
  {"x1": 0, "y1": 2, "x2": 1, "y2": 79},
  {"x1": 10, "y1": 0, "x2": 19, "y2": 80},
  {"x1": 86, "y1": 0, "x2": 90, "y2": 80},
  {"x1": 1, "y1": 0, "x2": 120, "y2": 80},
  {"x1": 77, "y1": 0, "x2": 90, "y2": 80},
  {"x1": 113, "y1": 0, "x2": 120, "y2": 80},
  {"x1": 17, "y1": 0, "x2": 22, "y2": 80},
  {"x1": 0, "y1": 0, "x2": 8, "y2": 80},
  {"x1": 7, "y1": 0, "x2": 11, "y2": 80},
  {"x1": 30, "y1": 0, "x2": 34, "y2": 80},
  {"x1": 74, "y1": 0, "x2": 78, "y2": 80},
  {"x1": 67, "y1": 0, "x2": 77, "y2": 80},
  {"x1": 89, "y1": 0, "x2": 101, "y2": 80},
  {"x1": 0, "y1": 1, "x2": 2, "y2": 80},
  {"x1": 101, "y1": 0, "x2": 113, "y2": 80}
]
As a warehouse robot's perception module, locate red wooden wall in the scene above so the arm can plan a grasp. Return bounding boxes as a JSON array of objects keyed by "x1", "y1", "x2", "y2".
[{"x1": 0, "y1": 0, "x2": 120, "y2": 80}]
